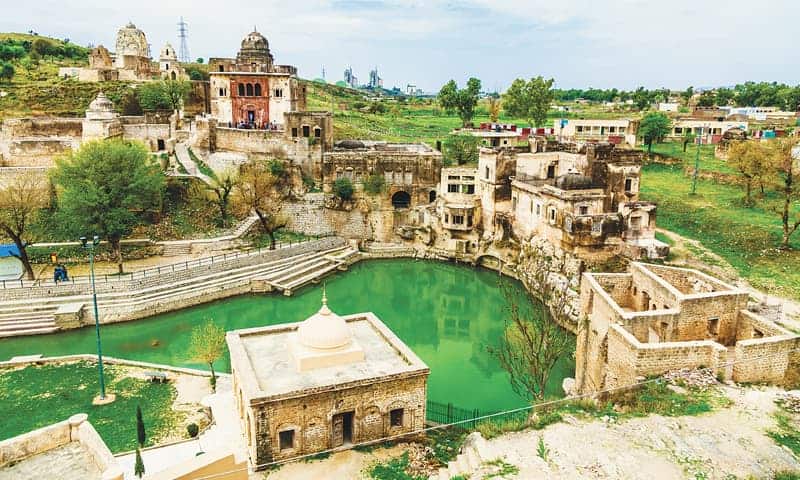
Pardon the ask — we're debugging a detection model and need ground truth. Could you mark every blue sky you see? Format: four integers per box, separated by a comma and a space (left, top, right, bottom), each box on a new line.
4, 0, 799, 92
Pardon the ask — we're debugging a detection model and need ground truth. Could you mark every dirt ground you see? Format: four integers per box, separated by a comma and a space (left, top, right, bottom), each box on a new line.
482, 385, 799, 479
261, 444, 408, 480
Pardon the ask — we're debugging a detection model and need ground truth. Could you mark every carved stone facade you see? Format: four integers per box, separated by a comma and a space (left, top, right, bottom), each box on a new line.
227, 296, 428, 467
576, 263, 800, 395
59, 22, 157, 82
209, 30, 305, 129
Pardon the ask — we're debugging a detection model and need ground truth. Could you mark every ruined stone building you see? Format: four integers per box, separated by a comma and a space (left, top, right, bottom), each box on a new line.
59, 23, 181, 82
208, 30, 307, 129
576, 263, 800, 395
226, 292, 428, 467
478, 139, 668, 261
0, 92, 177, 167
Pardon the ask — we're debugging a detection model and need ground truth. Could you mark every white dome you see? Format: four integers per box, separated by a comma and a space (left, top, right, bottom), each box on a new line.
296, 290, 352, 350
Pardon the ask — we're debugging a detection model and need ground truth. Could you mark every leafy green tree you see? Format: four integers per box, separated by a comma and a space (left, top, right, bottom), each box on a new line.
728, 140, 771, 206
0, 62, 14, 83
767, 138, 800, 249
137, 80, 190, 111
681, 86, 694, 105
188, 319, 226, 390
715, 87, 735, 107
363, 173, 386, 195
195, 57, 204, 64
333, 177, 354, 200
136, 405, 146, 447
238, 157, 287, 250
503, 76, 555, 127
696, 91, 715, 107
134, 448, 145, 478
438, 78, 482, 127
51, 140, 165, 273
443, 133, 480, 166
638, 112, 672, 154
632, 87, 652, 111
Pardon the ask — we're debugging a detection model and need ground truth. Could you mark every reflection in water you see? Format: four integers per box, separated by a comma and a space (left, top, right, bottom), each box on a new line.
0, 259, 574, 412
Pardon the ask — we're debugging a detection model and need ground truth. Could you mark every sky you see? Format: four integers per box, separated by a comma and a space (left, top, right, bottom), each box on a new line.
4, 0, 799, 92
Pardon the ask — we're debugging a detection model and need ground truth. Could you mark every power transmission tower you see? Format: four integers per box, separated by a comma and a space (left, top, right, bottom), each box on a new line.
177, 17, 190, 63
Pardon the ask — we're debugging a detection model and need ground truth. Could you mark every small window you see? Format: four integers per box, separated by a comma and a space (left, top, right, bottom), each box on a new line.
219, 88, 224, 97
579, 205, 589, 215
464, 184, 475, 194
246, 84, 254, 96
467, 215, 473, 227
314, 127, 321, 138
274, 88, 283, 98
279, 430, 294, 450
625, 178, 633, 192
291, 127, 298, 137
484, 166, 490, 180
302, 125, 310, 137
254, 84, 262, 96
453, 215, 464, 225
448, 175, 461, 180
708, 317, 720, 336
536, 204, 541, 216
550, 208, 556, 222
238, 84, 245, 96
547, 165, 556, 179
219, 65, 224, 72
390, 409, 404, 427
448, 184, 459, 193
444, 213, 449, 223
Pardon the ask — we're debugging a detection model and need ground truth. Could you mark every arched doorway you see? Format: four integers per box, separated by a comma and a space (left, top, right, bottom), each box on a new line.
391, 191, 411, 209
429, 190, 437, 203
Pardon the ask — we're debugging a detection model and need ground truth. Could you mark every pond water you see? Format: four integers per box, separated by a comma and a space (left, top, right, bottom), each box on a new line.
0, 259, 574, 413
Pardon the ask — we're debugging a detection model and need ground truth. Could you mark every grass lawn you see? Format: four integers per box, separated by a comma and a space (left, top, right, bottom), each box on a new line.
0, 361, 183, 453
642, 142, 736, 175
641, 163, 800, 299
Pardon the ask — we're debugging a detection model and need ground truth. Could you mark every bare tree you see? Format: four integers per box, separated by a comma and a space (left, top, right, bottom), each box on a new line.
238, 158, 288, 250
0, 172, 49, 279
769, 138, 800, 249
487, 243, 579, 402
206, 168, 239, 228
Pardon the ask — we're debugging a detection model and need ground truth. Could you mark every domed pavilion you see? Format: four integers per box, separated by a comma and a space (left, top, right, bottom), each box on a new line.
226, 289, 429, 467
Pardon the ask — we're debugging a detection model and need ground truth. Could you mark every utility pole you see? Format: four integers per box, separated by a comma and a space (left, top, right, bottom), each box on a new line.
81, 235, 107, 402
690, 124, 704, 195
177, 17, 190, 63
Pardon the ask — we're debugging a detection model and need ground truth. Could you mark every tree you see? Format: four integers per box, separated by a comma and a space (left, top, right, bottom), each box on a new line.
437, 77, 482, 127
189, 319, 226, 389
0, 62, 14, 83
206, 169, 239, 228
728, 140, 770, 206
134, 448, 145, 479
767, 138, 800, 249
681, 86, 694, 105
51, 140, 165, 273
0, 171, 48, 280
715, 87, 735, 107
503, 76, 555, 128
238, 157, 287, 250
137, 80, 190, 111
487, 244, 577, 402
632, 86, 652, 111
487, 95, 501, 123
682, 129, 696, 152
638, 112, 672, 154
195, 57, 204, 64
333, 178, 354, 200
442, 133, 480, 166
136, 405, 146, 447
696, 90, 715, 107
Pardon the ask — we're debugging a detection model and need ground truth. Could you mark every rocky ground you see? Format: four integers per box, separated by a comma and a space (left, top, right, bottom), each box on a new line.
482, 385, 799, 479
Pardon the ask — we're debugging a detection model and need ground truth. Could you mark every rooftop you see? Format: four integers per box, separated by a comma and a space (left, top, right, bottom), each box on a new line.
227, 312, 429, 402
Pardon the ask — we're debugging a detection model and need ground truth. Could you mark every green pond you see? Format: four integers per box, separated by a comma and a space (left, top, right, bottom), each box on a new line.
0, 259, 574, 413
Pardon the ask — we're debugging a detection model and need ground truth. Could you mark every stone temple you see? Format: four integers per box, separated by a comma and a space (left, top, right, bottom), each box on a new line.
226, 291, 429, 467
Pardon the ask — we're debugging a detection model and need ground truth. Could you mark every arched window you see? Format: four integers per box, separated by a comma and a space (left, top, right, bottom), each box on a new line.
170, 71, 176, 80
238, 84, 244, 96
246, 84, 254, 97
254, 83, 262, 96
391, 191, 411, 209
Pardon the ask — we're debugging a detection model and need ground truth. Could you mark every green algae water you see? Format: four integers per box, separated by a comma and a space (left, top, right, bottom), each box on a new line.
0, 260, 574, 412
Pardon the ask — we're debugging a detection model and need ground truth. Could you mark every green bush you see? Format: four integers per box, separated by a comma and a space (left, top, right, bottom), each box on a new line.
186, 423, 199, 438
363, 173, 386, 195
268, 159, 286, 178
442, 133, 480, 166
333, 178, 354, 200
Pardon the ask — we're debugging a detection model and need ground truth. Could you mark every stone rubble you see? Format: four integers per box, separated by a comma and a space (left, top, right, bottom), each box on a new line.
662, 368, 719, 390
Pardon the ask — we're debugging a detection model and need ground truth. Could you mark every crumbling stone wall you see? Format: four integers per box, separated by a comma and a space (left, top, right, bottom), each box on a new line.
282, 194, 395, 242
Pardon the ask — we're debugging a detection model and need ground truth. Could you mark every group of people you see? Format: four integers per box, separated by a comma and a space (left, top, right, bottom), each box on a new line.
53, 264, 69, 283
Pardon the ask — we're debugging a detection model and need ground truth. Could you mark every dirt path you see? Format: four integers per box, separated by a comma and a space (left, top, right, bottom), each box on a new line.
483, 386, 799, 479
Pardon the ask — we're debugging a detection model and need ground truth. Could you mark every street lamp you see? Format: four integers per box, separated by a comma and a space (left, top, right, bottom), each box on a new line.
81, 235, 107, 401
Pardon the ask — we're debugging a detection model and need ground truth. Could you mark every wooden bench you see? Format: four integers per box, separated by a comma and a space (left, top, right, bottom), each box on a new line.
144, 371, 169, 383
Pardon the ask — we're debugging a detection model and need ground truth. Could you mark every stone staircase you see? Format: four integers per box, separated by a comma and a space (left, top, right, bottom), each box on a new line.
0, 241, 356, 338
160, 242, 193, 257
430, 433, 495, 480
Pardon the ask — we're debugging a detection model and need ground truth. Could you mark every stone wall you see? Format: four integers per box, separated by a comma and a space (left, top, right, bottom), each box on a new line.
283, 194, 396, 242
0, 118, 83, 138
250, 374, 427, 465
734, 335, 800, 385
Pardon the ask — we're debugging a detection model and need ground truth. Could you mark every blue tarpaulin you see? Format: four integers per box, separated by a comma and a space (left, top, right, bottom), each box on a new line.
0, 244, 20, 258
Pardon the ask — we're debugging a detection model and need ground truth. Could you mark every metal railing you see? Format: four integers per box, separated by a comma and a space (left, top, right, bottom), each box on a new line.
1, 235, 335, 291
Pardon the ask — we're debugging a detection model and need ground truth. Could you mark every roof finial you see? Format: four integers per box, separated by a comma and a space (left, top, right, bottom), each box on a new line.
321, 283, 328, 306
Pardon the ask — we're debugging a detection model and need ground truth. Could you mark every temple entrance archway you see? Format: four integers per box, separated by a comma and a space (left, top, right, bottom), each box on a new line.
392, 191, 411, 209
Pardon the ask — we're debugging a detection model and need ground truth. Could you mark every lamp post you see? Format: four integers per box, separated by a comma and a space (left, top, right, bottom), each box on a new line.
81, 235, 106, 400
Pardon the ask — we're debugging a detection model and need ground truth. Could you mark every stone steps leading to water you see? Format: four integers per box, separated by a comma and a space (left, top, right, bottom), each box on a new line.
430, 432, 494, 480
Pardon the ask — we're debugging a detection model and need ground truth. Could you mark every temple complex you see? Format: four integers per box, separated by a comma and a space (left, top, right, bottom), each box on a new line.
226, 291, 429, 467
